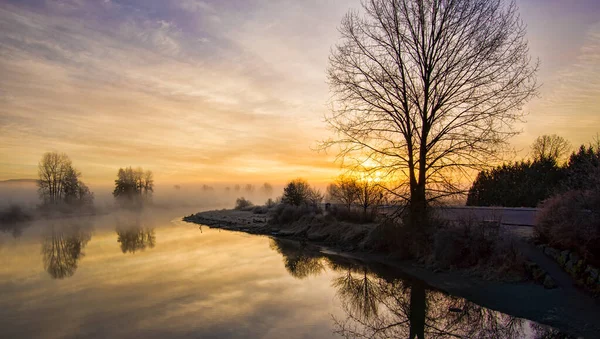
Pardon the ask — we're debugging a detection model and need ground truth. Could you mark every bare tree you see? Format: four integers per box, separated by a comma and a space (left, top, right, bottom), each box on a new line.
356, 179, 385, 217
37, 152, 93, 206
324, 0, 538, 228
530, 134, 571, 162
327, 176, 361, 210
38, 152, 72, 204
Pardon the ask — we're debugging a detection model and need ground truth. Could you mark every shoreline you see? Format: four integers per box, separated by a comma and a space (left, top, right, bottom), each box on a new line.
184, 208, 600, 338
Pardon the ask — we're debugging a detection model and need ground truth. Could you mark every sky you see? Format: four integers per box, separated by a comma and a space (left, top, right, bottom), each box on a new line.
0, 0, 599, 186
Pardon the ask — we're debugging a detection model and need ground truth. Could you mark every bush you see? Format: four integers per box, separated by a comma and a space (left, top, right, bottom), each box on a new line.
0, 205, 32, 225
432, 218, 525, 277
265, 198, 277, 208
535, 190, 600, 265
269, 204, 321, 225
329, 206, 376, 224
234, 197, 253, 210
281, 179, 323, 207
252, 206, 269, 214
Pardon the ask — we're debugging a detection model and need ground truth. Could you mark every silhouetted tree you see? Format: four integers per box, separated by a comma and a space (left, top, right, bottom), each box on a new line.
531, 134, 571, 163
37, 152, 94, 206
327, 176, 361, 210
356, 179, 385, 217
323, 0, 538, 229
281, 179, 323, 207
562, 144, 600, 191
113, 167, 154, 205
467, 158, 564, 207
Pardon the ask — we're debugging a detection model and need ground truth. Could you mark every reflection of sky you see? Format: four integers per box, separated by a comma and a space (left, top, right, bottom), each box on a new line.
0, 210, 573, 338
0, 212, 342, 339
0, 1, 599, 183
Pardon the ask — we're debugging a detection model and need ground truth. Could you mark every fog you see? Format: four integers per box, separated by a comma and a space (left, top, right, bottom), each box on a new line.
0, 180, 287, 212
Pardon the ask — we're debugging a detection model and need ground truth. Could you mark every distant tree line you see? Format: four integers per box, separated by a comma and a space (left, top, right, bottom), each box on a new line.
467, 135, 600, 207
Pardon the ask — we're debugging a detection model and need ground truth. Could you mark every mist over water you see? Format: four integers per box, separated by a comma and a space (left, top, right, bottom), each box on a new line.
0, 198, 572, 338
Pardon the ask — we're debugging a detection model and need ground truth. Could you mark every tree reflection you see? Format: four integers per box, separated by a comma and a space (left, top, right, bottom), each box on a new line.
41, 222, 92, 279
116, 217, 156, 254
269, 239, 325, 279
332, 271, 528, 339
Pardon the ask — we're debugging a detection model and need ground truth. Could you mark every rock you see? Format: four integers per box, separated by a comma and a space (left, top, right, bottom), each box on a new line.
569, 252, 581, 264
537, 244, 547, 251
558, 250, 570, 267
525, 261, 545, 282
565, 260, 576, 276
585, 266, 599, 281
544, 247, 559, 260
543, 275, 558, 289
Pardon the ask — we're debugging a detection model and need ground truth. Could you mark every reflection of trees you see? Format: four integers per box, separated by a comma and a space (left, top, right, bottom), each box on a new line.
41, 222, 92, 279
268, 238, 571, 338
332, 268, 379, 321
269, 239, 325, 279
332, 272, 528, 339
116, 216, 156, 254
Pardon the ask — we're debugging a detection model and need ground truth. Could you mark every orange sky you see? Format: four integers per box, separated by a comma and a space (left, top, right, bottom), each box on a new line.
0, 0, 599, 186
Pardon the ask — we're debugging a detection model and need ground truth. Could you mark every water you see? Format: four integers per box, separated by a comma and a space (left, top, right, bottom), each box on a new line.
0, 208, 571, 338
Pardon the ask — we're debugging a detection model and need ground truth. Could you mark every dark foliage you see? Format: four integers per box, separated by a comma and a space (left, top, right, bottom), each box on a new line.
270, 203, 321, 225
234, 197, 253, 210
281, 179, 322, 207
467, 158, 564, 207
535, 190, 600, 265
329, 206, 376, 224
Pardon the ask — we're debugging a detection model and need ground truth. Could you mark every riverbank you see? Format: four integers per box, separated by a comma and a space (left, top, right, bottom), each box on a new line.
184, 208, 600, 338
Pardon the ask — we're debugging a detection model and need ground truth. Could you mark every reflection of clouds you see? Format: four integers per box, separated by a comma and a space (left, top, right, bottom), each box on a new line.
0, 215, 576, 338
41, 221, 92, 279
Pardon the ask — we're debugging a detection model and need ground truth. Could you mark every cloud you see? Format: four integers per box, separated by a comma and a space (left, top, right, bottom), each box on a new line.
0, 1, 346, 184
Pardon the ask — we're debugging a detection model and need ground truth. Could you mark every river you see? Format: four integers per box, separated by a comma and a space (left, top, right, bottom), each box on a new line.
0, 208, 574, 338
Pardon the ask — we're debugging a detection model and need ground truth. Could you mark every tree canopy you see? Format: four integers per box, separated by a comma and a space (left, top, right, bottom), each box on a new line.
324, 0, 538, 227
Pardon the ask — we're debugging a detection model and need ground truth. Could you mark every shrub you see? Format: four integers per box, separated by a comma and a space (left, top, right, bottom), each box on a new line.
265, 198, 277, 208
432, 218, 525, 277
269, 204, 321, 225
252, 205, 269, 214
234, 197, 253, 210
535, 190, 600, 265
281, 179, 323, 207
329, 206, 376, 224
0, 205, 32, 225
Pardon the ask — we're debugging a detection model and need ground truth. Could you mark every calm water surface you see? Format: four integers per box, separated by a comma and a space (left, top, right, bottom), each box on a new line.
0, 208, 570, 338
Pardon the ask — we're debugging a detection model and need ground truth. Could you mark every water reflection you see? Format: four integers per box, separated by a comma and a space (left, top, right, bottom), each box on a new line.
41, 222, 93, 279
269, 238, 573, 339
269, 239, 325, 279
116, 215, 156, 254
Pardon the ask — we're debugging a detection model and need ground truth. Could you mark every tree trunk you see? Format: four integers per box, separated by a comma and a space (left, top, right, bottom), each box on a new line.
408, 282, 426, 339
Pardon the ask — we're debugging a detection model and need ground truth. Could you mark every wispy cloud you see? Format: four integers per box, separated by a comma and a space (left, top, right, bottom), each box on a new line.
0, 0, 598, 183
